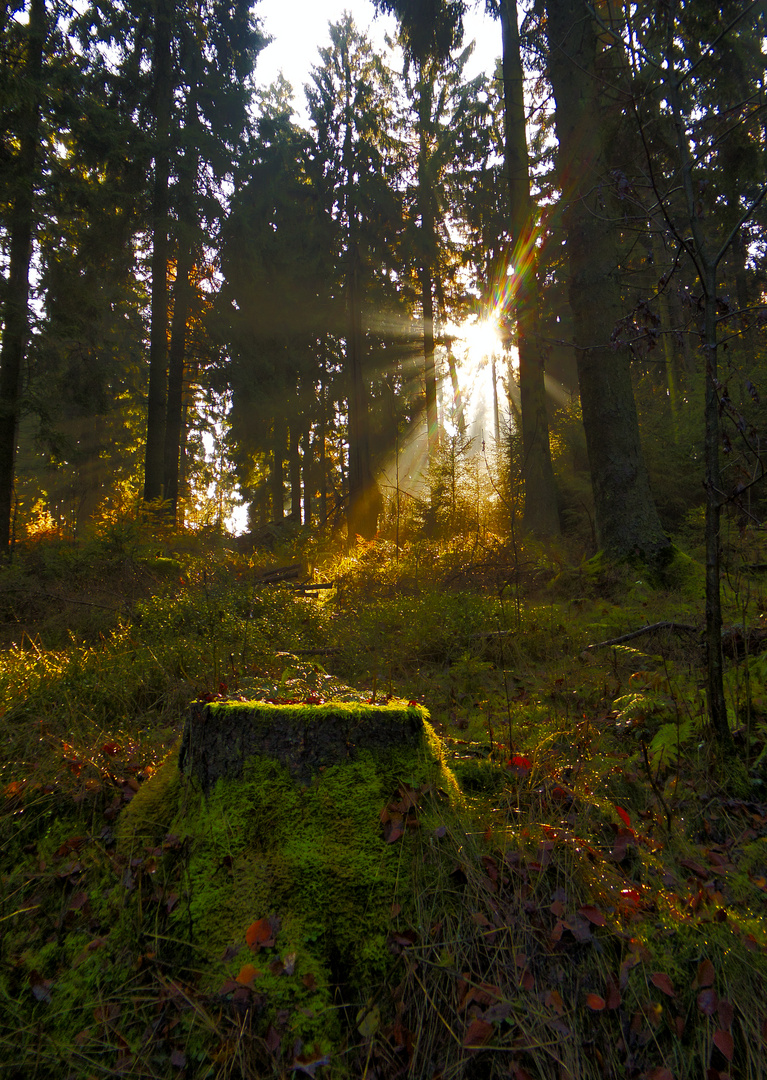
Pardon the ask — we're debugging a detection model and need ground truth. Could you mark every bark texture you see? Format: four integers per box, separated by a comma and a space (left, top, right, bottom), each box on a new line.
546, 0, 669, 560
180, 701, 425, 790
143, 0, 173, 503
0, 0, 46, 552
500, 0, 560, 538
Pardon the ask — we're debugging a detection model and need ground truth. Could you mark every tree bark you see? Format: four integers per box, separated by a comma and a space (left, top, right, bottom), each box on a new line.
143, 0, 173, 503
546, 0, 669, 560
500, 0, 560, 538
0, 0, 46, 554
417, 71, 439, 458
271, 410, 286, 521
346, 241, 381, 540
163, 28, 198, 522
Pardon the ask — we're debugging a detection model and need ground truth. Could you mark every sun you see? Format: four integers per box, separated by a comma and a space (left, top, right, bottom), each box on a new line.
448, 317, 504, 367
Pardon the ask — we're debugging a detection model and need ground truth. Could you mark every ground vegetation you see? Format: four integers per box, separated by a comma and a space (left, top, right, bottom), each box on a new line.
0, 510, 765, 1079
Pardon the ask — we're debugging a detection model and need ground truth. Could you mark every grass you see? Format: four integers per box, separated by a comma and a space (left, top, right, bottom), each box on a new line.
0, 524, 765, 1078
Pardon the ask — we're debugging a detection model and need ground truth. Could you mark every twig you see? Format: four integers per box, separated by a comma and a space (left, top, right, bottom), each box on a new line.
587, 622, 699, 650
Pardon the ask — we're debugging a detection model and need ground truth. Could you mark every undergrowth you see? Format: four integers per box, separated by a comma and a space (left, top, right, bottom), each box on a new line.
0, 524, 765, 1079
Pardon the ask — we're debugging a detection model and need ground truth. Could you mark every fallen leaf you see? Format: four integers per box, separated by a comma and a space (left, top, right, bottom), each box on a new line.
579, 904, 606, 927
246, 917, 276, 952
292, 1047, 331, 1076
651, 972, 676, 998
302, 972, 317, 991
236, 964, 260, 987
647, 1069, 674, 1080
586, 993, 605, 1011
357, 1004, 380, 1039
693, 958, 715, 989
697, 988, 718, 1015
605, 975, 621, 1010
713, 1029, 734, 1062
463, 1018, 494, 1047
718, 999, 734, 1031
616, 805, 633, 829
29, 971, 52, 1003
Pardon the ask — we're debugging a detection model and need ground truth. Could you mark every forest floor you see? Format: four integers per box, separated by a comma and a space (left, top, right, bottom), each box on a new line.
0, 519, 765, 1080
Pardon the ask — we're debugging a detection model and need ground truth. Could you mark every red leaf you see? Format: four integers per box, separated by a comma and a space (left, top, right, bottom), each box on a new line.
619, 888, 642, 910
586, 993, 606, 1011
651, 972, 676, 998
680, 858, 710, 879
579, 904, 606, 927
713, 1029, 734, 1062
605, 975, 621, 1010
463, 1018, 494, 1047
506, 754, 532, 776
718, 999, 734, 1031
616, 805, 633, 829
101, 742, 120, 756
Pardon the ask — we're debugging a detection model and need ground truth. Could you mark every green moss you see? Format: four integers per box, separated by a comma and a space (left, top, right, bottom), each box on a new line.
114, 709, 456, 1059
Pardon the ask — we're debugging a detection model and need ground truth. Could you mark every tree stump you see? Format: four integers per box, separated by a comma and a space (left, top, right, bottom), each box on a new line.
179, 699, 427, 790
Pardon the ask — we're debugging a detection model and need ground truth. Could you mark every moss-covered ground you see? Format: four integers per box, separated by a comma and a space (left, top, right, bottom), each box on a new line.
0, 524, 766, 1079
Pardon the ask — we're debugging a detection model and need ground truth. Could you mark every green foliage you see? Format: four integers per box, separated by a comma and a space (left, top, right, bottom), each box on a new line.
1, 532, 767, 1079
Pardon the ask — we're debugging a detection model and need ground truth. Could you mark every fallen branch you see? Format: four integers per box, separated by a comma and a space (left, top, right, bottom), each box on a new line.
587, 622, 699, 650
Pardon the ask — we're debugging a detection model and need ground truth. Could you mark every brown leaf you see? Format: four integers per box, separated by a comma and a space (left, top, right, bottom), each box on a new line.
586, 993, 606, 1011
605, 975, 621, 1010
579, 904, 606, 927
546, 988, 565, 1015
463, 1018, 494, 1048
647, 1069, 674, 1080
717, 999, 734, 1031
651, 972, 676, 998
302, 972, 317, 991
694, 958, 715, 989
246, 917, 276, 952
236, 964, 260, 987
680, 858, 710, 879
713, 1029, 734, 1062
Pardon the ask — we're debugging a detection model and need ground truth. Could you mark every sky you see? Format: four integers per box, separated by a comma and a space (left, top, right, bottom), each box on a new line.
252, 1, 502, 119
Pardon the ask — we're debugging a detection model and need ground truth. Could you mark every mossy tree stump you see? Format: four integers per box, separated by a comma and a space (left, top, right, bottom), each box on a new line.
179, 699, 426, 789
115, 696, 457, 1069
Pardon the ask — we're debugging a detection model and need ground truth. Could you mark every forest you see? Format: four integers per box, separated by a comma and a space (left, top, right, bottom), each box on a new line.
1, 0, 766, 1078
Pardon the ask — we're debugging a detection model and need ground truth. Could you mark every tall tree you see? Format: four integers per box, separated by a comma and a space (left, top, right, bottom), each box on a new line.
0, 0, 46, 552
544, 0, 670, 559
307, 16, 402, 540
496, 0, 559, 537
143, 0, 173, 503
622, 0, 766, 742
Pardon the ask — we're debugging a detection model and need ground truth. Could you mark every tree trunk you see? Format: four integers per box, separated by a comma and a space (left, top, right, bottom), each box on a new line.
546, 0, 669, 560
418, 72, 439, 458
0, 0, 46, 554
288, 422, 301, 523
163, 31, 198, 522
271, 411, 286, 521
346, 242, 381, 540
143, 0, 173, 503
302, 421, 313, 527
500, 0, 560, 538
665, 42, 731, 746
445, 340, 466, 437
